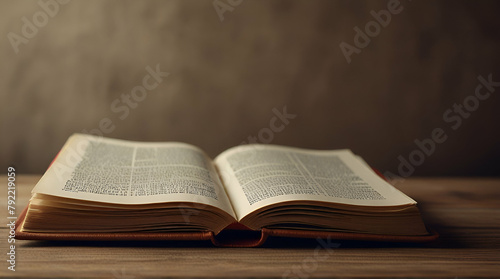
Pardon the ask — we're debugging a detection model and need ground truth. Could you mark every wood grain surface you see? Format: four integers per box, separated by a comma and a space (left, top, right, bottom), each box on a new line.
1, 175, 499, 278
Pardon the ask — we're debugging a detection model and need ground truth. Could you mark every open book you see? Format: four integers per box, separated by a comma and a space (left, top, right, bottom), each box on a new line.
16, 134, 436, 246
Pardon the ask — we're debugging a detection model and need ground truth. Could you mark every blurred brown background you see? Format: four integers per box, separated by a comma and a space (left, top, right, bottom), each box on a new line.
1, 0, 499, 176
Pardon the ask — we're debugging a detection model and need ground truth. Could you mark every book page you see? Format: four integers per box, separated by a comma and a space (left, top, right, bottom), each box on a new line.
214, 145, 415, 220
32, 134, 235, 218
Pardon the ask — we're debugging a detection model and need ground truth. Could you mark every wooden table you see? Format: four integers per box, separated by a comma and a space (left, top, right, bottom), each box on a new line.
1, 175, 499, 278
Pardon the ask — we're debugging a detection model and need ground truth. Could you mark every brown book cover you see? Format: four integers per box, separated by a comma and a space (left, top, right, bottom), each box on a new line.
15, 188, 438, 247
14, 206, 438, 247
